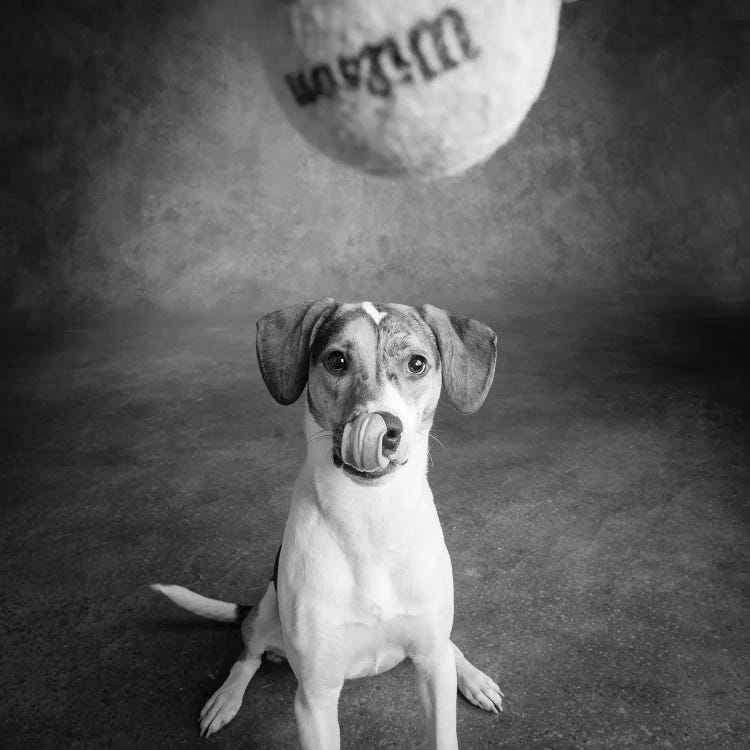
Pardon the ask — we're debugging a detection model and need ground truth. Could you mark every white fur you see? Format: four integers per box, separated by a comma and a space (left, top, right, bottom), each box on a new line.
150, 583, 237, 622
282, 405, 459, 748
366, 379, 416, 433
361, 300, 387, 324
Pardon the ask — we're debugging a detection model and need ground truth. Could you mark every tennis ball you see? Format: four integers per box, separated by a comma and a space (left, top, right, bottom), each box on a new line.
255, 0, 564, 178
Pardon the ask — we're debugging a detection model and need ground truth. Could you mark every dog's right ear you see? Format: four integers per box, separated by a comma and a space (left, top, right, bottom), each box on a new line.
256, 298, 337, 405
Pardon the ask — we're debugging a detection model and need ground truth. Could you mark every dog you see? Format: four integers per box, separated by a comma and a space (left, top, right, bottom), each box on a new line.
152, 299, 503, 749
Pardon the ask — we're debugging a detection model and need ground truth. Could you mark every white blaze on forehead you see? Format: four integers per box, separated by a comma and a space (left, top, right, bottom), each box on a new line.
361, 301, 387, 325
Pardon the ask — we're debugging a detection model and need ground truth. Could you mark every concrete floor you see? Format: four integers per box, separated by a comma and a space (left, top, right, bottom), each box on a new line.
2, 293, 748, 749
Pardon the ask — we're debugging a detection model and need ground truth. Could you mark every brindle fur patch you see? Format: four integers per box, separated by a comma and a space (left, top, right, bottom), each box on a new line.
306, 304, 443, 437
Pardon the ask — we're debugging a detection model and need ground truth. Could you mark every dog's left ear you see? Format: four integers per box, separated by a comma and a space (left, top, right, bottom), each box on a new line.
419, 304, 498, 414
256, 298, 337, 405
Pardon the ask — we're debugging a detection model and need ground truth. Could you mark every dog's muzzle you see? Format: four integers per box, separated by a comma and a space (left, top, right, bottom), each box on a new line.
338, 412, 403, 477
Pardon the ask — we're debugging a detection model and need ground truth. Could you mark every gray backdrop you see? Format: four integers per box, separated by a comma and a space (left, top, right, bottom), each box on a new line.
2, 0, 748, 324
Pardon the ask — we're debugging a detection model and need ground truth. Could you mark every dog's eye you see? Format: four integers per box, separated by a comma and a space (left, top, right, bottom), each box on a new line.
407, 355, 427, 375
326, 351, 347, 372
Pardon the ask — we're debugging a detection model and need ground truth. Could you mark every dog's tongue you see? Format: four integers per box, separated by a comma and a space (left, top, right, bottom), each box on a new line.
341, 414, 390, 473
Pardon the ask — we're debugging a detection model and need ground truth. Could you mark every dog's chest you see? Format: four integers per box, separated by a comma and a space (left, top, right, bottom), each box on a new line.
281, 473, 453, 676
322, 506, 450, 623
334, 557, 450, 678
347, 556, 423, 623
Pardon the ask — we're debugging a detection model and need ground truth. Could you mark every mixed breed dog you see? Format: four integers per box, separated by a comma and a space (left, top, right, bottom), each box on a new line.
153, 299, 501, 749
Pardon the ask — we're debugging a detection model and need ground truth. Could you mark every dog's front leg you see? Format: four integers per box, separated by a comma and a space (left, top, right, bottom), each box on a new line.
414, 643, 459, 750
294, 682, 343, 750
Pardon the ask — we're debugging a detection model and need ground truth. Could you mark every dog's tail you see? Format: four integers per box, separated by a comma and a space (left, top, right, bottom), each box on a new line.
150, 583, 253, 623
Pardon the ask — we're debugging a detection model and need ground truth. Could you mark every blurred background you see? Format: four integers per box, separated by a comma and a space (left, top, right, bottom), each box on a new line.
2, 1, 749, 749
1, 0, 748, 324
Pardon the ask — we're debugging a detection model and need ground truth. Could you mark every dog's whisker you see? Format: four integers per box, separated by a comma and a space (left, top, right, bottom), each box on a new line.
427, 449, 434, 469
306, 434, 332, 445
305, 431, 333, 447
306, 429, 331, 440
429, 433, 447, 450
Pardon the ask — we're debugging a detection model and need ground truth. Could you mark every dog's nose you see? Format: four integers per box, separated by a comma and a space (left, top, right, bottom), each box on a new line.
376, 412, 403, 455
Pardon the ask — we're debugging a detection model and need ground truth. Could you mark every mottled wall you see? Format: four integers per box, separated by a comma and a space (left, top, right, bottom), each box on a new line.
1, 0, 748, 324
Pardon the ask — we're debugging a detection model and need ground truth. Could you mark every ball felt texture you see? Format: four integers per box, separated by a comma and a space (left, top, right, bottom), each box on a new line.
255, 0, 563, 178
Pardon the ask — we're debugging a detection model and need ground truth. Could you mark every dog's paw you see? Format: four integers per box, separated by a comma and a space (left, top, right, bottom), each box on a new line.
457, 663, 504, 714
199, 686, 244, 737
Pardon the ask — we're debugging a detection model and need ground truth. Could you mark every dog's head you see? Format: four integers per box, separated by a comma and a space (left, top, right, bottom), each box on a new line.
256, 299, 497, 483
